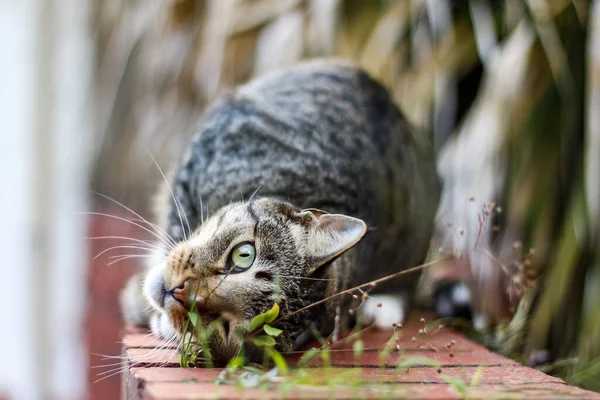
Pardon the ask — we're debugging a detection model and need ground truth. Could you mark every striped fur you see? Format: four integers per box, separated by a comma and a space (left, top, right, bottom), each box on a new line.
121, 59, 440, 364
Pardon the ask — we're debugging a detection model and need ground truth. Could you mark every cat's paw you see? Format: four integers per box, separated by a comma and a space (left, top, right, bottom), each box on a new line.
120, 272, 152, 327
358, 294, 407, 329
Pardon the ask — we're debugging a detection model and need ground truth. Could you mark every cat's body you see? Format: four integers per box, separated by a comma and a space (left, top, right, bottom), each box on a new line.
121, 59, 440, 364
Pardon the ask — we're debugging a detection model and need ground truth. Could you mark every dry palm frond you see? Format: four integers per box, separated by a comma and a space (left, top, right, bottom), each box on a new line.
435, 21, 538, 324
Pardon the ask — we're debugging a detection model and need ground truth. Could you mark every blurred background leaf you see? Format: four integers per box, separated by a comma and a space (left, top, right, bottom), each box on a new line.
91, 0, 600, 391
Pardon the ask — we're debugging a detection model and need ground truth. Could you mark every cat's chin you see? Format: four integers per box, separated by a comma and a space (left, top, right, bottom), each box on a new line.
157, 310, 245, 361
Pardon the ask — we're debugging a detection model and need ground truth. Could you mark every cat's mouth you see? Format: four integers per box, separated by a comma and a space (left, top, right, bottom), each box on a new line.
160, 279, 241, 345
195, 312, 236, 340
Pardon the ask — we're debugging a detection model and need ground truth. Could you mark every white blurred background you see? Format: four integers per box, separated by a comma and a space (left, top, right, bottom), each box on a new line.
0, 1, 92, 399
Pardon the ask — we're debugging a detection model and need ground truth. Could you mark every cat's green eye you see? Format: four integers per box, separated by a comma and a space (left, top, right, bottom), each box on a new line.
231, 243, 256, 270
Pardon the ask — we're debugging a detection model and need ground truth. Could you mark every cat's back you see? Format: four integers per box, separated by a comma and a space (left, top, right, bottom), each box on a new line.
181, 60, 418, 209
168, 59, 438, 248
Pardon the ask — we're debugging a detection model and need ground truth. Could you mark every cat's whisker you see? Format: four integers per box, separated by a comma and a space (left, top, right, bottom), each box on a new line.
140, 334, 179, 370
106, 254, 185, 266
146, 149, 191, 241
129, 218, 177, 249
248, 184, 263, 203
143, 303, 156, 313
204, 265, 233, 302
200, 194, 204, 225
107, 254, 154, 266
158, 336, 180, 368
94, 364, 141, 383
99, 333, 161, 362
107, 253, 153, 259
80, 211, 174, 250
93, 355, 136, 369
93, 245, 154, 261
274, 275, 334, 282
127, 252, 187, 268
94, 334, 179, 381
93, 352, 131, 362
113, 331, 157, 351
94, 338, 172, 367
101, 349, 133, 360
93, 367, 129, 382
92, 356, 130, 366
91, 191, 178, 249
86, 236, 158, 248
95, 239, 187, 267
95, 365, 136, 382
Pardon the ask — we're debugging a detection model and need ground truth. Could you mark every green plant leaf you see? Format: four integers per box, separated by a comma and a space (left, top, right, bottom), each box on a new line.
251, 335, 276, 347
397, 356, 440, 368
353, 339, 364, 357
320, 349, 331, 366
188, 312, 198, 327
264, 303, 280, 324
469, 365, 483, 387
268, 349, 289, 375
443, 375, 469, 398
298, 348, 320, 367
248, 314, 265, 332
263, 324, 282, 337
226, 355, 246, 371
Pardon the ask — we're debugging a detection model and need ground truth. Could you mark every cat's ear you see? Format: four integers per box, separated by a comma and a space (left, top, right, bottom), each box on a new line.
302, 208, 328, 218
304, 213, 367, 271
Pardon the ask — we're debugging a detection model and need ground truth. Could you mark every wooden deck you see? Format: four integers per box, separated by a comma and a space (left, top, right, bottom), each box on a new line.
120, 316, 600, 399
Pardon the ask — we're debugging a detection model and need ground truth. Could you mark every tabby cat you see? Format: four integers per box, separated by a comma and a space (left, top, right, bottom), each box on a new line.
120, 59, 440, 365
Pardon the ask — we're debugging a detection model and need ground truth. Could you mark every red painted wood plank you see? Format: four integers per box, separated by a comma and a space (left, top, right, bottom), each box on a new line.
300, 329, 486, 352
285, 348, 516, 367
142, 381, 457, 400
125, 345, 514, 369
121, 317, 600, 399
143, 381, 600, 400
126, 348, 180, 367
123, 322, 476, 350
132, 365, 564, 386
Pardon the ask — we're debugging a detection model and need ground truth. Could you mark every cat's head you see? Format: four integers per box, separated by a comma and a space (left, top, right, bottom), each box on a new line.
143, 197, 366, 364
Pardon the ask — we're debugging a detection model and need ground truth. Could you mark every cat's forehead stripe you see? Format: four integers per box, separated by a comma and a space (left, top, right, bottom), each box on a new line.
190, 212, 221, 246
200, 227, 247, 262
215, 212, 227, 231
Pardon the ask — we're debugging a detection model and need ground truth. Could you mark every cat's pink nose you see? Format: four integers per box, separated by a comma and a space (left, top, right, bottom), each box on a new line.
170, 281, 205, 310
171, 283, 188, 307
